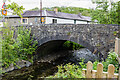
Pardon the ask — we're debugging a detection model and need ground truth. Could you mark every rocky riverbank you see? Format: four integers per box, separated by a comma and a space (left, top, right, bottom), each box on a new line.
2, 60, 32, 73
1, 48, 99, 79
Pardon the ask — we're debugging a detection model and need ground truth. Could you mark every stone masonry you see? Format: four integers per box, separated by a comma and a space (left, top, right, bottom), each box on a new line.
22, 24, 119, 60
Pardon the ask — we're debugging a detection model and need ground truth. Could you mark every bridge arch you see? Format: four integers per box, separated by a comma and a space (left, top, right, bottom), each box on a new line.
35, 35, 103, 61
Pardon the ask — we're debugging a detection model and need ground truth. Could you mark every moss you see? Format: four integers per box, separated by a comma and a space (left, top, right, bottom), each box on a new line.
96, 43, 101, 47
67, 32, 71, 35
63, 41, 84, 50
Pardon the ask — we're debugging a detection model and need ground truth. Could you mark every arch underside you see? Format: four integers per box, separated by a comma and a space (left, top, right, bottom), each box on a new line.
35, 35, 104, 61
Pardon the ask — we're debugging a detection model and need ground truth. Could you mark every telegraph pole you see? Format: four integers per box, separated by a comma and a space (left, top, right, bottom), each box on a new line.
40, 0, 42, 24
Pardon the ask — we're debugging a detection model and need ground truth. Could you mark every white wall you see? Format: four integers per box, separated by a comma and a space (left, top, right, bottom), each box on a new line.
46, 17, 89, 24
76, 20, 88, 24
46, 17, 74, 24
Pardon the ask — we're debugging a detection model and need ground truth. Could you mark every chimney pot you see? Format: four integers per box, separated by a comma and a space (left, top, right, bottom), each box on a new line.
54, 8, 58, 14
78, 13, 82, 17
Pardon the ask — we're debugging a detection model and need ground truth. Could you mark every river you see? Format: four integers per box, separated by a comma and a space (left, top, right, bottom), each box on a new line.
2, 48, 98, 80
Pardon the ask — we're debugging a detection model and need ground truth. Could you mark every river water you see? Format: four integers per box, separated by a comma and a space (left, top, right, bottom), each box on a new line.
2, 48, 98, 80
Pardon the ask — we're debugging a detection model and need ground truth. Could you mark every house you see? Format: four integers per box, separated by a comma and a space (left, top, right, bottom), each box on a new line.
5, 9, 92, 26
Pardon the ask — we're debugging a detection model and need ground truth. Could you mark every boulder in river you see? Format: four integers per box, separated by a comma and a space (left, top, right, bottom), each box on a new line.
68, 48, 99, 64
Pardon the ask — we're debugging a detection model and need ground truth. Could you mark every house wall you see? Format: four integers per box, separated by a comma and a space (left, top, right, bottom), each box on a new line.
76, 20, 87, 24
28, 17, 40, 25
5, 18, 21, 26
5, 17, 90, 26
46, 17, 89, 24
5, 17, 41, 26
46, 17, 74, 24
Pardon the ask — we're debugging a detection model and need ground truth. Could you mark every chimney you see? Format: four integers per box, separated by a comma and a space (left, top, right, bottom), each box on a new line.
54, 8, 58, 14
78, 13, 82, 18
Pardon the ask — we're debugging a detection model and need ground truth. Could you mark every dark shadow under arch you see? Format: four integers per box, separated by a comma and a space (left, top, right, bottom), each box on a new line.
35, 35, 103, 61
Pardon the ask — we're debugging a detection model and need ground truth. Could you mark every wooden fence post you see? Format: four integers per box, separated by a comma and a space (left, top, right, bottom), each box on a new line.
86, 61, 93, 78
107, 64, 115, 78
82, 62, 119, 79
115, 38, 120, 80
96, 63, 103, 78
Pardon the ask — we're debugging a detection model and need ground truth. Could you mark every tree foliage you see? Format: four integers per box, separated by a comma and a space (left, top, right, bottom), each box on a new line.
93, 52, 119, 73
43, 6, 93, 17
30, 7, 39, 11
1, 25, 38, 68
1, 0, 25, 17
7, 2, 25, 17
91, 0, 120, 24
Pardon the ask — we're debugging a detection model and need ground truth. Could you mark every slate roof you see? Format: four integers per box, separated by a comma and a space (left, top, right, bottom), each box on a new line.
6, 10, 91, 22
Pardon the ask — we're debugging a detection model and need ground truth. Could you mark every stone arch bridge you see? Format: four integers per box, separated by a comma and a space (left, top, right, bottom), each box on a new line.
25, 24, 119, 60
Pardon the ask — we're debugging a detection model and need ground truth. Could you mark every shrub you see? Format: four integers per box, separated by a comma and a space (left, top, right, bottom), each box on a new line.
1, 25, 38, 68
102, 52, 119, 73
93, 52, 119, 73
48, 63, 84, 78
15, 26, 38, 61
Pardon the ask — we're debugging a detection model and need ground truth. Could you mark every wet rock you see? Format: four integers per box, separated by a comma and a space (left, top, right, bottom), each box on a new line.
25, 61, 32, 67
15, 60, 26, 69
15, 60, 32, 69
2, 60, 32, 73
70, 48, 99, 64
3, 63, 14, 73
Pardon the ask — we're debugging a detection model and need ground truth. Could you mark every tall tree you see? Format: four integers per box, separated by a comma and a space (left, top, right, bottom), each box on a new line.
91, 0, 120, 24
43, 6, 93, 17
1, 0, 25, 17
30, 7, 39, 11
7, 2, 25, 17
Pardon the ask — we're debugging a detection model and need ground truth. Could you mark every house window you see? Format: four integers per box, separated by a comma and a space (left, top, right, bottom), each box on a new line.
74, 20, 76, 24
52, 19, 57, 24
21, 18, 28, 24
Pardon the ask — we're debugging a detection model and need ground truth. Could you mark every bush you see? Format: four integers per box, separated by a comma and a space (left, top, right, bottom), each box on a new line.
1, 25, 38, 68
103, 52, 119, 73
15, 26, 38, 61
93, 52, 119, 73
48, 63, 84, 78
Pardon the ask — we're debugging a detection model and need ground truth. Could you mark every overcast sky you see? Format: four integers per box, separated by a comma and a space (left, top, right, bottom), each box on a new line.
0, 0, 98, 10
0, 0, 119, 10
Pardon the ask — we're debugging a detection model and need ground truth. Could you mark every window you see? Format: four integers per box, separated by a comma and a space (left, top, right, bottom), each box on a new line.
21, 18, 28, 24
74, 20, 76, 24
52, 19, 57, 24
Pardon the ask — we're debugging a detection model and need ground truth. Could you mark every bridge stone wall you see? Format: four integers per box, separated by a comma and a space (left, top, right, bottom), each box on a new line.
26, 24, 119, 60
